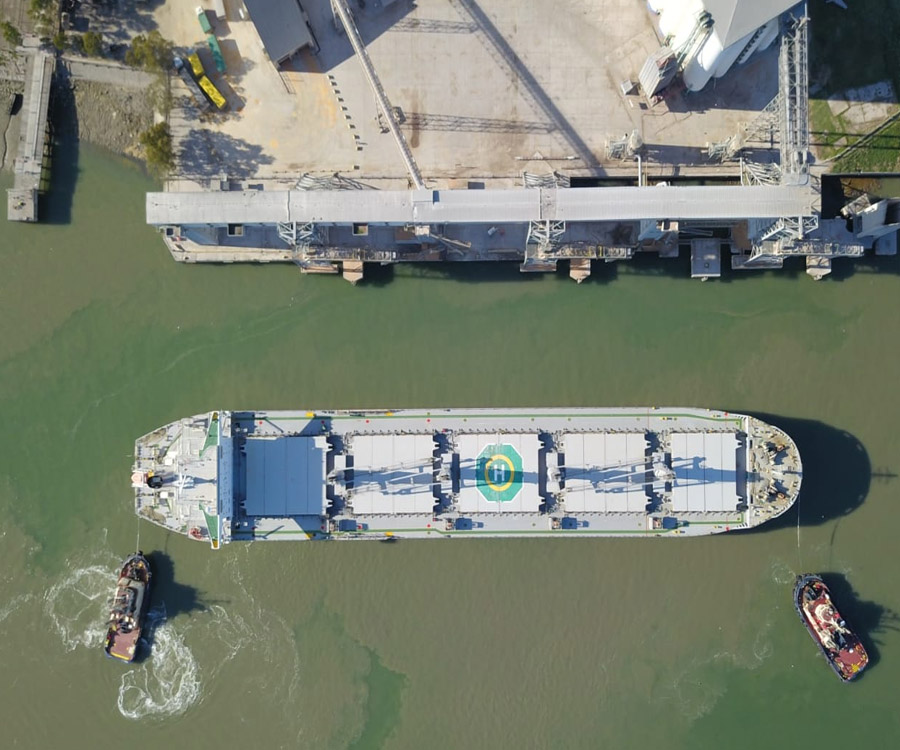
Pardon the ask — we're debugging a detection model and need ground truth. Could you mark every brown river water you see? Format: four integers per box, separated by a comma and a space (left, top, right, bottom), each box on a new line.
0, 144, 898, 748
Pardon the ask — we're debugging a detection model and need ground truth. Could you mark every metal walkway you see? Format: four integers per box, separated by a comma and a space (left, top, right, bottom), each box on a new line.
7, 52, 54, 223
147, 184, 816, 226
778, 12, 810, 177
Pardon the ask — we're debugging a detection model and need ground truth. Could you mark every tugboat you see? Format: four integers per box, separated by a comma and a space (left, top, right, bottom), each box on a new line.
794, 574, 868, 682
104, 552, 151, 663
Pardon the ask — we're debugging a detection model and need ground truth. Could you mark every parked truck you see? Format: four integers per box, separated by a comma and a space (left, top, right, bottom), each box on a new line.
180, 52, 228, 111
174, 56, 212, 113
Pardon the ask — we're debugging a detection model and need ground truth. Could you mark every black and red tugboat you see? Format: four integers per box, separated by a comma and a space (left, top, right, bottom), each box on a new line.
104, 552, 151, 663
794, 574, 868, 682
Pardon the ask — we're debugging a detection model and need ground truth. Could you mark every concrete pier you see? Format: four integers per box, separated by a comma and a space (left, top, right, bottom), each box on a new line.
7, 52, 53, 223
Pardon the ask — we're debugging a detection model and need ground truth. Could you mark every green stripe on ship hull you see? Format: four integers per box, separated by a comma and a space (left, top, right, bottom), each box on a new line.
265, 411, 743, 425
246, 528, 739, 538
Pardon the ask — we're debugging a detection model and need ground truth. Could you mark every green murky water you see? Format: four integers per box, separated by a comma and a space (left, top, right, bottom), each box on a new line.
1, 145, 899, 748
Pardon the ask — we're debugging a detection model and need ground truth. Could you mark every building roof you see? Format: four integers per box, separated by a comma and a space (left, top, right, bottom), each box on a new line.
244, 436, 327, 517
703, 0, 799, 47
147, 184, 816, 226
243, 0, 315, 64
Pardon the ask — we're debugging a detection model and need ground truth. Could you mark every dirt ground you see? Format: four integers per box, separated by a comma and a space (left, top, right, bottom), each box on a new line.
0, 69, 155, 170
68, 79, 155, 156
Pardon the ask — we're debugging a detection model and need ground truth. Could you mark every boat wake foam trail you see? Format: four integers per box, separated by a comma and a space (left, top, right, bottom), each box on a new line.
0, 593, 34, 626
116, 601, 258, 720
117, 604, 201, 720
39, 552, 262, 719
44, 565, 113, 651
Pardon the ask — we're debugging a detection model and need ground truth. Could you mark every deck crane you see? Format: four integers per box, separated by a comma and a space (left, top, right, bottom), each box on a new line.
329, 454, 444, 495
550, 453, 679, 493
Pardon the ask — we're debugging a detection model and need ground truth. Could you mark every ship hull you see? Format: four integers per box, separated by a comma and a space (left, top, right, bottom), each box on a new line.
133, 407, 802, 547
794, 574, 868, 682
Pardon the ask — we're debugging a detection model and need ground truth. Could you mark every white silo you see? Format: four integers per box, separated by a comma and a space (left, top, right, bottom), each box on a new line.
677, 10, 716, 91
648, 0, 795, 92
755, 18, 781, 52
711, 28, 755, 78
656, 0, 705, 47
683, 35, 719, 91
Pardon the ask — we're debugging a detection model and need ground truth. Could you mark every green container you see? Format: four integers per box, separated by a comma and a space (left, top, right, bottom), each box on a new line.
206, 34, 226, 73
197, 7, 213, 34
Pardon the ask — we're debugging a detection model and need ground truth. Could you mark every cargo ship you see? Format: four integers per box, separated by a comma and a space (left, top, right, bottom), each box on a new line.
104, 552, 151, 662
794, 574, 869, 682
132, 408, 802, 547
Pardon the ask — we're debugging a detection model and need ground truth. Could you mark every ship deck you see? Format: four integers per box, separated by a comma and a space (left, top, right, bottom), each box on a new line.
797, 577, 868, 680
106, 629, 141, 662
134, 420, 219, 535
134, 407, 802, 545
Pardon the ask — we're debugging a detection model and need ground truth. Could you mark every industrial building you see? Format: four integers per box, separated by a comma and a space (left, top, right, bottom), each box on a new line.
645, 0, 797, 93
148, 1, 899, 283
242, 0, 317, 66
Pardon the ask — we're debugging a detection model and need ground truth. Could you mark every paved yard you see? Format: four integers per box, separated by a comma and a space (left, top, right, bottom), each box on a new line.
153, 0, 779, 187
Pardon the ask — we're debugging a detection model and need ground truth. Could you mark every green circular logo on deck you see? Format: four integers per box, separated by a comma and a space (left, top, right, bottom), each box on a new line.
477, 443, 523, 503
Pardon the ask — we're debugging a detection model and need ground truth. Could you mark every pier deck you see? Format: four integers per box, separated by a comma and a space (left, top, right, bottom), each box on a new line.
7, 52, 53, 223
147, 183, 816, 226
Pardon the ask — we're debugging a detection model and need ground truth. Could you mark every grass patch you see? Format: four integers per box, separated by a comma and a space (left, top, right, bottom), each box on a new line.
808, 1, 900, 169
809, 99, 849, 160
832, 117, 900, 173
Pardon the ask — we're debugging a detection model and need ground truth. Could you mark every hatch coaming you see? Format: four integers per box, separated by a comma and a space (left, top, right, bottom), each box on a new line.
326, 421, 753, 534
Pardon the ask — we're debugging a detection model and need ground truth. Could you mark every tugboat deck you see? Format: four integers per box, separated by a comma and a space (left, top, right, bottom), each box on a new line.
795, 574, 868, 682
104, 553, 151, 663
